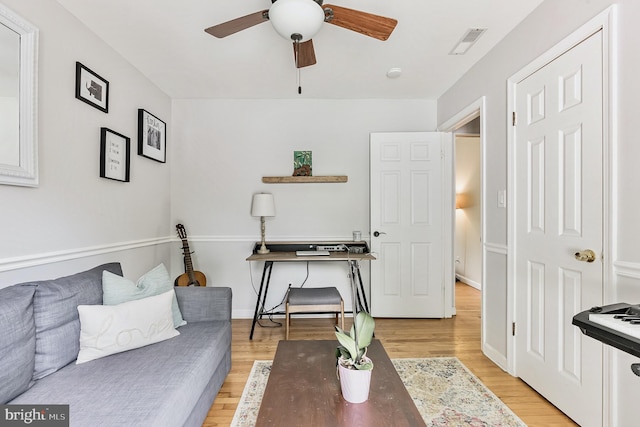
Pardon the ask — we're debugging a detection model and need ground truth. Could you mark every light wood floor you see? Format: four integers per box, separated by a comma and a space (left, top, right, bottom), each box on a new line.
203, 283, 577, 426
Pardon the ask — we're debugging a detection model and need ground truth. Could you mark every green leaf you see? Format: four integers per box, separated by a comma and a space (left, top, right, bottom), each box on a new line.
335, 331, 358, 360
355, 359, 374, 370
354, 311, 375, 350
336, 346, 350, 360
334, 325, 348, 335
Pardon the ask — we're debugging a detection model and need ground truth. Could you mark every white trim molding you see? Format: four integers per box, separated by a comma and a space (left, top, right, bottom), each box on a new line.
439, 97, 488, 356
0, 237, 173, 272
185, 235, 360, 243
485, 242, 507, 255
613, 261, 640, 280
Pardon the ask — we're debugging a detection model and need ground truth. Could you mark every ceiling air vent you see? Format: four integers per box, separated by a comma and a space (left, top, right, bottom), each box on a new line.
449, 28, 487, 55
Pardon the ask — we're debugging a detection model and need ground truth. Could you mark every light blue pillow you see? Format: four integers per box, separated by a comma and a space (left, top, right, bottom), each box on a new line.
102, 264, 186, 328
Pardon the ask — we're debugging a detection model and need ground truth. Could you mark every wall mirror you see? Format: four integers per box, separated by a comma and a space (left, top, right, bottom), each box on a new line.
0, 4, 38, 187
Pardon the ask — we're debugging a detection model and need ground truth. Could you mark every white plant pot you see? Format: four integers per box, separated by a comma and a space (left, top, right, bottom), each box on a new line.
337, 361, 372, 404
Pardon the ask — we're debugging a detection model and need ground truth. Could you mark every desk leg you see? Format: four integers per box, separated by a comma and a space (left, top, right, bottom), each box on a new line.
250, 261, 274, 340
354, 260, 371, 313
349, 260, 370, 314
349, 261, 364, 312
351, 260, 374, 337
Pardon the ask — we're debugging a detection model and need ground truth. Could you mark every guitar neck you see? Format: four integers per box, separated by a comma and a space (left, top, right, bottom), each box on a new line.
180, 239, 196, 279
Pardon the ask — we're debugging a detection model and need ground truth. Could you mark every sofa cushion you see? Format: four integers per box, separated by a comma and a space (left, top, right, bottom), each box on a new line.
102, 263, 186, 327
9, 320, 232, 427
0, 285, 37, 403
175, 286, 232, 323
77, 290, 179, 364
28, 263, 123, 380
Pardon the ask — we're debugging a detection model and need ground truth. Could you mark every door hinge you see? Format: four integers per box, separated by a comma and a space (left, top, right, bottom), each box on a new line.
512, 322, 516, 336
512, 112, 517, 126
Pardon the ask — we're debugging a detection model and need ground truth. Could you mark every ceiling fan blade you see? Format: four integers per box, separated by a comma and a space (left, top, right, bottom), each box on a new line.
323, 5, 397, 41
204, 10, 269, 38
293, 40, 317, 68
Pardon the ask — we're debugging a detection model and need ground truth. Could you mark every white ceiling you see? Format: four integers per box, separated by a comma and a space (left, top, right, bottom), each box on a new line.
55, 0, 544, 99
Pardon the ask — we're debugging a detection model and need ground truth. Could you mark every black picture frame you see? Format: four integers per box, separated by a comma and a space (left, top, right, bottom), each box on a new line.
138, 109, 166, 163
100, 128, 130, 182
75, 62, 109, 113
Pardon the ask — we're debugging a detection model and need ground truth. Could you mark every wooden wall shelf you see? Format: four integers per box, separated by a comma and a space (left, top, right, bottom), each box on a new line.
262, 176, 348, 184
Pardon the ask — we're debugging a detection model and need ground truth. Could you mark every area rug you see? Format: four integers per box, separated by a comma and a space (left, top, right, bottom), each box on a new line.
231, 357, 526, 427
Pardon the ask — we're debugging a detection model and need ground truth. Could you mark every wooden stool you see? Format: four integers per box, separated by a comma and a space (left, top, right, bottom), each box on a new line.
285, 287, 344, 340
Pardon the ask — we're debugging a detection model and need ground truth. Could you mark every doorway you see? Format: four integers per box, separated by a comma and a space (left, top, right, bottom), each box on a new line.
454, 120, 482, 291
439, 98, 492, 364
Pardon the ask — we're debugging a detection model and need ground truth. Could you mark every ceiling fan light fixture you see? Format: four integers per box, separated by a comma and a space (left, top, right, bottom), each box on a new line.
269, 0, 325, 42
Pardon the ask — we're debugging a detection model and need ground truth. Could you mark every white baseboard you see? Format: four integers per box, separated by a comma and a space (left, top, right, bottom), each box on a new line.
483, 342, 509, 373
233, 309, 258, 319
456, 274, 481, 290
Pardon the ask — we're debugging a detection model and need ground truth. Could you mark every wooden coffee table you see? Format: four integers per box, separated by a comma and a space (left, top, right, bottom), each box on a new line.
255, 339, 425, 426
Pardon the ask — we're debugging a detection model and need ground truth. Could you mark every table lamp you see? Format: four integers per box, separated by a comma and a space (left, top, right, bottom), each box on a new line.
251, 193, 276, 254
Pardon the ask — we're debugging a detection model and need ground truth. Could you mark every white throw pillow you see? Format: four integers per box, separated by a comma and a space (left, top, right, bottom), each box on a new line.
77, 290, 179, 364
102, 264, 186, 327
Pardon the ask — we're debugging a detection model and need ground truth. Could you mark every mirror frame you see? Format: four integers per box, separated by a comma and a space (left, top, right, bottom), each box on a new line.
0, 3, 38, 187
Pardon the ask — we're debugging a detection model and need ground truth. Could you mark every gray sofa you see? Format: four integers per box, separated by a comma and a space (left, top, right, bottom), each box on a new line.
0, 263, 232, 427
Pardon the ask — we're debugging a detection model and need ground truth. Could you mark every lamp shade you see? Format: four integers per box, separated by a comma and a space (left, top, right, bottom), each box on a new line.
251, 193, 276, 217
455, 193, 468, 210
269, 0, 325, 42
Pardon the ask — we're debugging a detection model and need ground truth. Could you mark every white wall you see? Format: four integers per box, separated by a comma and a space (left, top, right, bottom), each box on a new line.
170, 99, 437, 317
439, 0, 640, 425
0, 0, 438, 321
0, 0, 172, 286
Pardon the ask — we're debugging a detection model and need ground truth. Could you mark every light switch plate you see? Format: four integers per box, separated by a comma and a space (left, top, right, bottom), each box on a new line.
498, 190, 507, 208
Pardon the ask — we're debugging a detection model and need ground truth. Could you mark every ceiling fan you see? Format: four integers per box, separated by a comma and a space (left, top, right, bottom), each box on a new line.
205, 0, 398, 69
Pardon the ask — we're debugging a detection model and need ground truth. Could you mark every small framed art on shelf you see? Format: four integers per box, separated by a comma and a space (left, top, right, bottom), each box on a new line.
138, 109, 166, 163
75, 62, 109, 113
100, 128, 130, 182
293, 150, 312, 176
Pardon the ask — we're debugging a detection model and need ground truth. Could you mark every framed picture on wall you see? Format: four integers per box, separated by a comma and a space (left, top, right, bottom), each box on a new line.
137, 109, 166, 163
100, 128, 130, 182
75, 62, 109, 113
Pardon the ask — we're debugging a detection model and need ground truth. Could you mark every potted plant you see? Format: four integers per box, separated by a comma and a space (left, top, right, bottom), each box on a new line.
335, 310, 375, 403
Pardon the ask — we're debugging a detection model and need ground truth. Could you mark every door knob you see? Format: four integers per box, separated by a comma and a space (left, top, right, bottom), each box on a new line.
373, 231, 386, 237
574, 249, 596, 263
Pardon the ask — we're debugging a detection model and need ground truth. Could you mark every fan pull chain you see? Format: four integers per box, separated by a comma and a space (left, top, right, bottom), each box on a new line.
292, 33, 302, 95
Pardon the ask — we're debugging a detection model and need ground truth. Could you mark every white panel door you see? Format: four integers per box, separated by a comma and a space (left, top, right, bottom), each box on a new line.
514, 31, 603, 426
370, 132, 449, 318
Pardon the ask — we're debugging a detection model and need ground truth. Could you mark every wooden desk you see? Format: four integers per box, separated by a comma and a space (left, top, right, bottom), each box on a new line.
246, 242, 375, 340
255, 339, 425, 426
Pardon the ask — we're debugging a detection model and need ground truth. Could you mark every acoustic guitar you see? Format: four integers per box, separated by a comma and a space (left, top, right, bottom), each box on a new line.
174, 224, 207, 287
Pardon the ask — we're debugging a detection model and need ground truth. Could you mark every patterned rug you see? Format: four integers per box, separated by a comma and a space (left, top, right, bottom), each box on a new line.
231, 357, 527, 427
